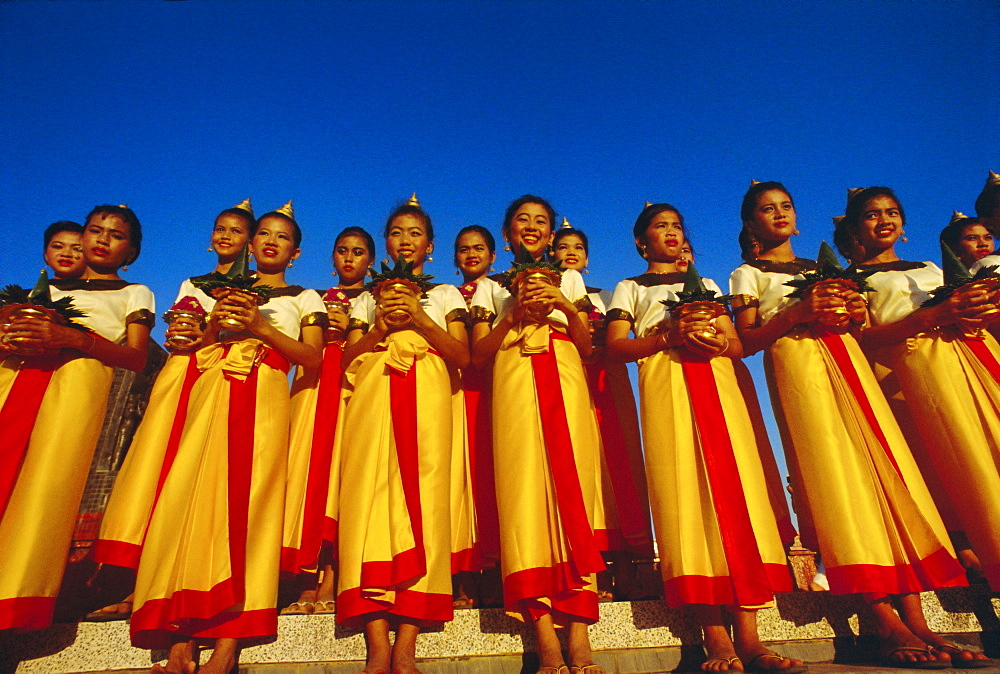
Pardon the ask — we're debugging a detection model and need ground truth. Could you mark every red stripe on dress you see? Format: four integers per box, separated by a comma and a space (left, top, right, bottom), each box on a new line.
585, 360, 650, 552
294, 342, 345, 571
529, 335, 606, 576
0, 595, 56, 630
815, 330, 904, 481
226, 360, 258, 598
131, 600, 276, 649
504, 564, 600, 624
390, 360, 426, 577
662, 564, 792, 608
951, 328, 1000, 382
826, 545, 966, 596
0, 353, 63, 519
679, 353, 775, 607
336, 587, 453, 627
464, 366, 500, 565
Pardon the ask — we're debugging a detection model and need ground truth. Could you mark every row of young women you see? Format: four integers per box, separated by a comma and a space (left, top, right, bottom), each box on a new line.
2, 180, 999, 674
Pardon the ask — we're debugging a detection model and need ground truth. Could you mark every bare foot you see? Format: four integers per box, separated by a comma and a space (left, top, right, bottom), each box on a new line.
389, 650, 423, 674
739, 651, 805, 672
702, 628, 742, 672
199, 639, 237, 674
878, 631, 945, 666
151, 640, 196, 674
360, 641, 391, 674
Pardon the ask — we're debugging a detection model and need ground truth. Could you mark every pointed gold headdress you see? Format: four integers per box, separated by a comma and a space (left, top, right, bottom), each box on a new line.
832, 215, 845, 226
276, 200, 294, 219
644, 201, 652, 208
950, 210, 970, 226
407, 193, 420, 207
118, 203, 129, 209
987, 170, 1000, 188
233, 198, 254, 217
749, 179, 760, 187
847, 188, 865, 204
560, 217, 572, 229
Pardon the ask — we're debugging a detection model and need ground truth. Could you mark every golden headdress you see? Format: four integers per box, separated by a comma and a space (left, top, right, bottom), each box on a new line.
986, 170, 1000, 188
644, 201, 652, 208
950, 210, 970, 226
407, 193, 420, 207
233, 198, 254, 217
276, 200, 294, 219
749, 179, 761, 187
560, 217, 572, 229
846, 187, 865, 204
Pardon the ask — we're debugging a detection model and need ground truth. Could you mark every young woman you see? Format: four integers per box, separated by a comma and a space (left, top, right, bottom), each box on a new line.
337, 199, 468, 674
604, 204, 801, 673
94, 200, 255, 582
0, 204, 152, 630
43, 221, 86, 280
452, 224, 501, 608
550, 222, 653, 601
471, 195, 606, 674
836, 189, 998, 662
942, 213, 997, 271
280, 225, 375, 614
730, 181, 967, 668
129, 203, 324, 674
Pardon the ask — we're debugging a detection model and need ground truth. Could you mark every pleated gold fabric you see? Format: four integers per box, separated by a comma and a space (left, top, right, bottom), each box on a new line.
492, 325, 605, 625
767, 327, 965, 594
0, 355, 113, 629
336, 329, 454, 625
130, 340, 290, 648
95, 354, 198, 569
450, 372, 479, 573
638, 349, 792, 607
872, 331, 1000, 590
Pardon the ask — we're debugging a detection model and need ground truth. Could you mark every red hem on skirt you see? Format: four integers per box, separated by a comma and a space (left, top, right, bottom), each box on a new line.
662, 563, 792, 608
130, 577, 240, 632
451, 546, 479, 574
826, 546, 967, 595
92, 538, 142, 569
0, 596, 55, 630
358, 546, 425, 590
321, 516, 338, 550
130, 607, 277, 649
502, 562, 601, 617
336, 587, 453, 626
516, 588, 600, 625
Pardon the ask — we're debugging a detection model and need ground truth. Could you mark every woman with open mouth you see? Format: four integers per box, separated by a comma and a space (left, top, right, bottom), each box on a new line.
0, 204, 153, 631
471, 195, 607, 674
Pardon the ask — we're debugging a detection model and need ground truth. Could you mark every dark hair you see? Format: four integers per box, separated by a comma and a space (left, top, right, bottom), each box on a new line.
85, 204, 142, 264
257, 211, 302, 247
738, 228, 758, 263
740, 181, 794, 223
215, 207, 256, 233
333, 226, 376, 260
453, 225, 496, 255
940, 216, 983, 257
384, 202, 434, 241
632, 203, 686, 259
502, 195, 557, 239
43, 221, 83, 249
552, 226, 589, 256
976, 184, 1000, 220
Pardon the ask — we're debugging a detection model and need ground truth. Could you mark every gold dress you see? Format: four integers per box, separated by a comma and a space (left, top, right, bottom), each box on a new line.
0, 280, 154, 629
96, 278, 214, 569
335, 285, 467, 626
471, 271, 606, 625
863, 261, 1000, 590
729, 261, 964, 595
281, 287, 363, 574
609, 273, 792, 607
129, 287, 325, 648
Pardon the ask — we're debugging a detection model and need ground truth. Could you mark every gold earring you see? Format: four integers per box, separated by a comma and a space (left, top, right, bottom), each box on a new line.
122, 265, 128, 272
287, 261, 293, 268
901, 230, 908, 243
504, 243, 510, 252
208, 245, 215, 252
427, 255, 433, 263
382, 258, 390, 264
584, 268, 589, 274
489, 266, 495, 273
455, 269, 460, 276
793, 229, 801, 236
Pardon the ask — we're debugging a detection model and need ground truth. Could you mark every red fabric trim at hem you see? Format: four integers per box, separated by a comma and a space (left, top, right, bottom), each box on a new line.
93, 538, 142, 569
131, 577, 239, 631
662, 563, 792, 608
451, 546, 479, 574
825, 546, 966, 595
130, 607, 276, 649
335, 587, 453, 626
516, 588, 600, 625
359, 546, 425, 590
0, 596, 56, 630
503, 562, 596, 611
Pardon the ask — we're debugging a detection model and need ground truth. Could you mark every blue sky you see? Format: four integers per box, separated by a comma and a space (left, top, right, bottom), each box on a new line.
2, 0, 998, 500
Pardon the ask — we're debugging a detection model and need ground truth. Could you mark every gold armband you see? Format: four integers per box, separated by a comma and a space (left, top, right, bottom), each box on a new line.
573, 295, 594, 313
301, 312, 329, 329
445, 308, 469, 324
347, 318, 369, 333
605, 308, 633, 324
730, 294, 759, 314
470, 306, 496, 324
125, 308, 155, 328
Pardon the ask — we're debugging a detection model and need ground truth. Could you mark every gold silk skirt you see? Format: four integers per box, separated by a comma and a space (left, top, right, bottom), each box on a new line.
335, 330, 454, 626
492, 324, 606, 625
766, 327, 964, 595
129, 340, 290, 648
0, 353, 113, 629
638, 349, 792, 608
95, 354, 200, 569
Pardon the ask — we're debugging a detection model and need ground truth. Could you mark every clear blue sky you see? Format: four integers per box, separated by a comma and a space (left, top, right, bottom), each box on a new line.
2, 0, 998, 503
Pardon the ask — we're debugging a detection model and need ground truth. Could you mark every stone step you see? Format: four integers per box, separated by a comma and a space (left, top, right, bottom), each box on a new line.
3, 587, 998, 673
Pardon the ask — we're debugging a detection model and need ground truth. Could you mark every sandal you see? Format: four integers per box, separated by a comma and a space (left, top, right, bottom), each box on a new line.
313, 600, 336, 614
931, 643, 994, 669
744, 653, 808, 674
279, 601, 314, 615
536, 667, 570, 674
570, 665, 605, 674
702, 656, 742, 672
879, 647, 951, 670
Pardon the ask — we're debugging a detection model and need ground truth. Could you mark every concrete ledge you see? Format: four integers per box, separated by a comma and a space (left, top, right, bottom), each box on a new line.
3, 587, 998, 673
